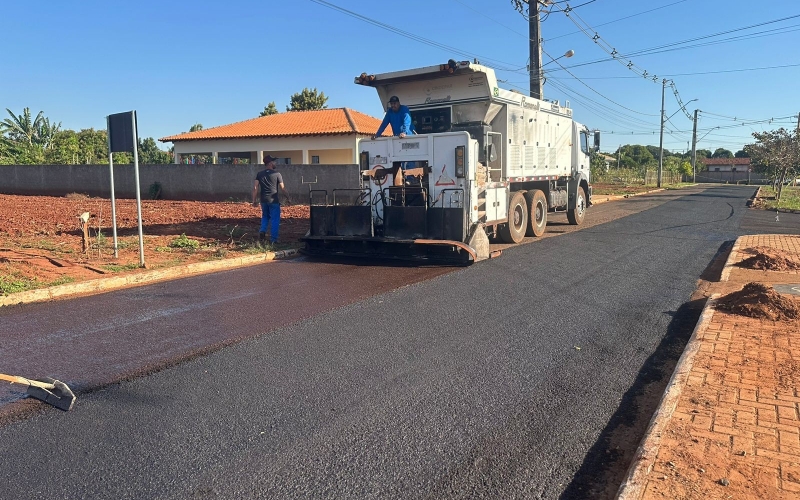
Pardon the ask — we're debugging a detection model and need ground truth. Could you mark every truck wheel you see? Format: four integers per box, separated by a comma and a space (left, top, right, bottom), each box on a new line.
567, 186, 586, 225
525, 189, 547, 237
498, 191, 528, 244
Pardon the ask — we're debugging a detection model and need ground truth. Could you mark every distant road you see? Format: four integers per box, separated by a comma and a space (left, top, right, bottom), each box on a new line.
0, 186, 778, 499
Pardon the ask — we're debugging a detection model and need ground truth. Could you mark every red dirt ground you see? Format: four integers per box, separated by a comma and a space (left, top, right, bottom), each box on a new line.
0, 194, 310, 291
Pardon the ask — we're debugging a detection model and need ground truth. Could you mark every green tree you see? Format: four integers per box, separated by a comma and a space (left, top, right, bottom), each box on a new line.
620, 144, 655, 167
734, 149, 749, 158
287, 88, 328, 111
711, 148, 733, 158
678, 159, 693, 177
138, 137, 172, 164
745, 127, 799, 201
189, 123, 203, 132
645, 145, 665, 161
260, 102, 279, 116
1, 107, 43, 146
695, 149, 713, 159
45, 130, 80, 164
77, 128, 109, 164
589, 151, 606, 177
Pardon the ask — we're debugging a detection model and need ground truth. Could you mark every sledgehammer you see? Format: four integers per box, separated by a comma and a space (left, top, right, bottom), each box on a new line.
0, 373, 76, 411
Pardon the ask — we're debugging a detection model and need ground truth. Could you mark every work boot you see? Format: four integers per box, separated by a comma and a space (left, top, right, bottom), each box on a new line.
258, 232, 266, 245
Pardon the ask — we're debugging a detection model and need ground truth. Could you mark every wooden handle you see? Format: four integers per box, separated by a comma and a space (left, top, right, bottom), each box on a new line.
0, 373, 55, 390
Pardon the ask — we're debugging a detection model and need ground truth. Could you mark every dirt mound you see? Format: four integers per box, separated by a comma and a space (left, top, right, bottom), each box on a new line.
737, 246, 800, 271
715, 282, 800, 321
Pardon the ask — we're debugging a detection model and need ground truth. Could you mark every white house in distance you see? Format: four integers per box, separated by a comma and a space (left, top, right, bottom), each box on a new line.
702, 157, 751, 172
159, 108, 388, 165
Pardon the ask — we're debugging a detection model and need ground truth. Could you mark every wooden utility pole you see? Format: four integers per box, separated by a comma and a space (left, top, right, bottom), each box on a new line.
691, 109, 699, 183
657, 79, 666, 188
529, 1, 543, 99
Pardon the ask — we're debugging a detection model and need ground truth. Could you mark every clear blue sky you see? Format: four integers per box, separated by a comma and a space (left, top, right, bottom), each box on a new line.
4, 0, 799, 155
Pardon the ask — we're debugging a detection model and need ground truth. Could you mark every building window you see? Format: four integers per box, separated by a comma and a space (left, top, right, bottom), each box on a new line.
732, 167, 737, 172
714, 168, 720, 171
281, 158, 291, 165
311, 155, 320, 164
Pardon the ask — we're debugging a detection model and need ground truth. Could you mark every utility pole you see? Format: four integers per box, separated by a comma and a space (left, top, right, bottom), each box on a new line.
617, 146, 621, 169
657, 79, 666, 188
529, 1, 543, 99
691, 109, 698, 183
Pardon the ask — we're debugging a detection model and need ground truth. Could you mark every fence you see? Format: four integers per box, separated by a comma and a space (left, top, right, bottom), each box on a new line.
0, 163, 361, 202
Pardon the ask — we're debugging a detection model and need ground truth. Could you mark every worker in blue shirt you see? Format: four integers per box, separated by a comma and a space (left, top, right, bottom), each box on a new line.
373, 96, 415, 139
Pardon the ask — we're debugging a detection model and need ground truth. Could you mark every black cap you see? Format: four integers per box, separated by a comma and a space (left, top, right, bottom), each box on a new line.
388, 96, 400, 103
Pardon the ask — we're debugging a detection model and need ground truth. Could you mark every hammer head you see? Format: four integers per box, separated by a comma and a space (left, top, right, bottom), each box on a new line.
26, 378, 76, 411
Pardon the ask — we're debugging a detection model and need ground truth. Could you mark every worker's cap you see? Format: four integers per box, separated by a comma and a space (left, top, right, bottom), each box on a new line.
388, 96, 400, 103
263, 154, 278, 163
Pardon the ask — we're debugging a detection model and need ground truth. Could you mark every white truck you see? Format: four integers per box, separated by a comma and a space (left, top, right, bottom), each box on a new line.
302, 59, 599, 264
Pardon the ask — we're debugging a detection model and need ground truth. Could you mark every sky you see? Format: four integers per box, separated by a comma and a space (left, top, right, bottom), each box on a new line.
3, 0, 799, 155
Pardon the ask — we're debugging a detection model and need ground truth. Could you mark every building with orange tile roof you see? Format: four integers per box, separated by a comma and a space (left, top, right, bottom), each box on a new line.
159, 108, 388, 165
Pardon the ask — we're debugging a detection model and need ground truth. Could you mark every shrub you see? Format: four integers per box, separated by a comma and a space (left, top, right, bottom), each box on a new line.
168, 233, 200, 249
148, 182, 163, 200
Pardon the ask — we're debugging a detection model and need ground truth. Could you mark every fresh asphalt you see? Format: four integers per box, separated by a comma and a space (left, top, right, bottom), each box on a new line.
0, 185, 795, 499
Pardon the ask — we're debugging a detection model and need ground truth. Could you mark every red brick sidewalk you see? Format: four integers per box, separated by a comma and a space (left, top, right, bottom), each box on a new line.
618, 235, 800, 500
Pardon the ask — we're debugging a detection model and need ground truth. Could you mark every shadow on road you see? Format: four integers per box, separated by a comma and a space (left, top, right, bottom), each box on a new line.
559, 240, 734, 500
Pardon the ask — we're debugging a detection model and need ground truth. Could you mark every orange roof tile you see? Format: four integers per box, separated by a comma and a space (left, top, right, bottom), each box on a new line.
160, 108, 390, 142
702, 157, 751, 165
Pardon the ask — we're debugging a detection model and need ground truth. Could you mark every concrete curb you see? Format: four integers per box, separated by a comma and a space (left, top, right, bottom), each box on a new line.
591, 188, 666, 206
720, 238, 742, 282
0, 248, 300, 308
615, 235, 743, 499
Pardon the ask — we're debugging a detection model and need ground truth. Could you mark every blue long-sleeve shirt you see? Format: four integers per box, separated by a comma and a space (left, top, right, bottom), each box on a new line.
375, 105, 415, 136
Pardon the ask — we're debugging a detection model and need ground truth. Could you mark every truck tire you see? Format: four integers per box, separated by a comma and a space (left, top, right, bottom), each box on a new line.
499, 191, 528, 244
567, 186, 586, 225
524, 189, 547, 237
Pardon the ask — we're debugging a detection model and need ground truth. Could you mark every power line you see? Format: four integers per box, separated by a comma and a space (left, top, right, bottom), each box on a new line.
554, 14, 800, 73
547, 0, 690, 41
309, 0, 519, 70
540, 46, 660, 116
538, 62, 800, 79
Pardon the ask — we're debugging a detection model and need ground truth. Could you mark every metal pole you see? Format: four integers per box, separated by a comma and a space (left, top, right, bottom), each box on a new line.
131, 111, 145, 267
657, 79, 666, 188
529, 1, 543, 100
617, 145, 621, 169
691, 109, 698, 183
106, 116, 119, 258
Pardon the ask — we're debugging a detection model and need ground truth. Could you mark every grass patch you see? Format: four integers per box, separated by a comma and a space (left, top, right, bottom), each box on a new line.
102, 262, 141, 272
20, 240, 61, 252
0, 274, 76, 295
168, 233, 200, 250
758, 186, 800, 211
0, 275, 37, 295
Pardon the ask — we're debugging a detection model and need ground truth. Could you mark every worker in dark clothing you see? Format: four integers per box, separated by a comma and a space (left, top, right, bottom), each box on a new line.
252, 154, 291, 245
373, 95, 415, 138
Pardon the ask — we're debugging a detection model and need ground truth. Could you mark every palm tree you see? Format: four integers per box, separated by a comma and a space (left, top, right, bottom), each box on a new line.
1, 107, 44, 146
189, 123, 203, 132
36, 117, 62, 150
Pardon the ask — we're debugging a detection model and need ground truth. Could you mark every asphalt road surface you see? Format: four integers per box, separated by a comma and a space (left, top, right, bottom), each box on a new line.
0, 185, 794, 499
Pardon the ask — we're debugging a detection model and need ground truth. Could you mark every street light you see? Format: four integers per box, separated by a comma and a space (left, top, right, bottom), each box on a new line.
658, 94, 697, 187
534, 50, 575, 97
542, 49, 575, 68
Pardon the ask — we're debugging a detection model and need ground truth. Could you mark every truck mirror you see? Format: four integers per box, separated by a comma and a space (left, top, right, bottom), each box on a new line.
593, 131, 601, 151
488, 144, 497, 162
